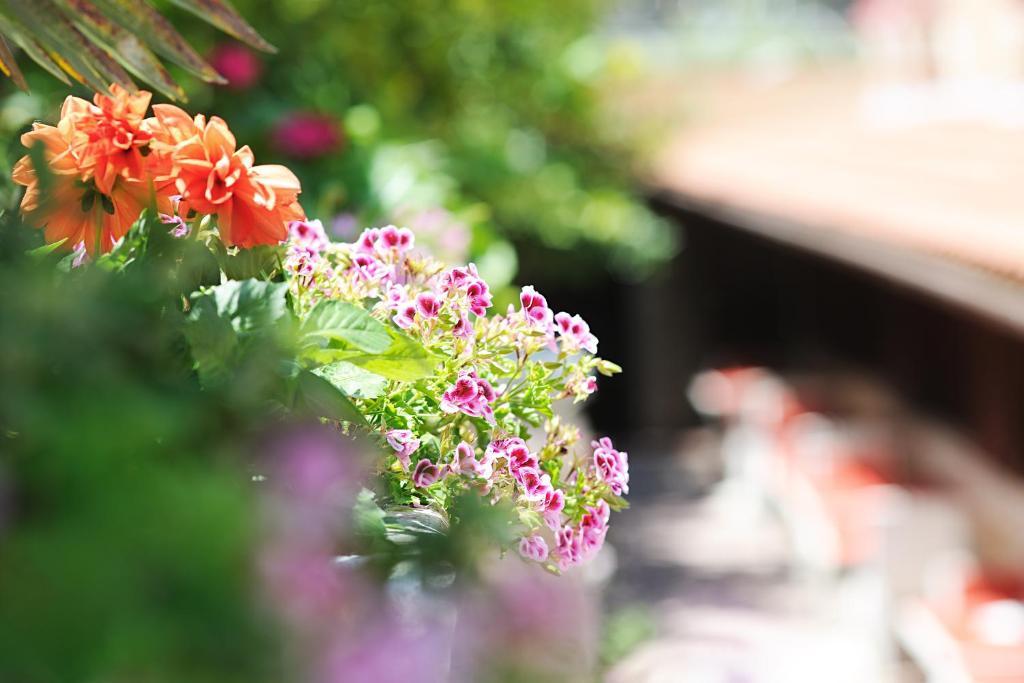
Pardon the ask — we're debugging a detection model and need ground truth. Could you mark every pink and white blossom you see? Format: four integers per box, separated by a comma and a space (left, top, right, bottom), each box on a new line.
449, 441, 492, 479
439, 370, 496, 424
592, 436, 629, 495
385, 429, 420, 469
415, 291, 442, 319
519, 535, 549, 562
519, 285, 553, 328
554, 312, 598, 354
516, 467, 553, 502
288, 219, 329, 252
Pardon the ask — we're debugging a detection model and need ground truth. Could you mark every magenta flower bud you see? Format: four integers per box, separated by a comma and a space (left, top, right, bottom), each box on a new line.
412, 458, 443, 488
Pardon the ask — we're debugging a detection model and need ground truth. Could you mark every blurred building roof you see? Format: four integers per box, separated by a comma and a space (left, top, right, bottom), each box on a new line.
649, 70, 1024, 334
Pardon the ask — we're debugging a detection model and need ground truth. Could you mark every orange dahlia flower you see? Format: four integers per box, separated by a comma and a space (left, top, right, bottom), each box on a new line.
13, 123, 150, 255
146, 105, 305, 248
60, 84, 154, 196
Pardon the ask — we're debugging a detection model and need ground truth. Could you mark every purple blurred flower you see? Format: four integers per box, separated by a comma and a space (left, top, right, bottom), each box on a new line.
209, 43, 262, 90
272, 112, 343, 160
160, 213, 190, 238
330, 213, 358, 239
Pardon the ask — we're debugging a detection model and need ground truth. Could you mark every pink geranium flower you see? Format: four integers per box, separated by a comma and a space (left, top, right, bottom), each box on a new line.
592, 436, 629, 495
439, 370, 496, 424
519, 535, 549, 562
412, 458, 444, 487
288, 219, 329, 252
449, 441, 492, 479
520, 285, 553, 328
385, 429, 420, 469
415, 291, 442, 319
554, 312, 598, 354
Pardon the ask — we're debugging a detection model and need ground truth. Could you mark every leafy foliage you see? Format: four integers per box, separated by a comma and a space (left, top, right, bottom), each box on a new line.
0, 0, 272, 100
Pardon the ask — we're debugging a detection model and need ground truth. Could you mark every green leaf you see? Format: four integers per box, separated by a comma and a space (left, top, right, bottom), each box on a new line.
294, 370, 367, 426
182, 294, 237, 385
301, 300, 391, 354
57, 0, 185, 101
329, 330, 440, 381
89, 0, 227, 85
353, 488, 388, 540
210, 240, 282, 281
205, 279, 288, 334
167, 0, 274, 53
26, 237, 67, 258
2, 0, 133, 93
312, 361, 386, 399
183, 279, 288, 384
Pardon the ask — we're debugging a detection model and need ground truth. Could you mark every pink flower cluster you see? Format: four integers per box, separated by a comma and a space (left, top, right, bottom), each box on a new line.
441, 264, 493, 318
281, 223, 625, 574
440, 369, 497, 424
552, 500, 610, 571
449, 441, 493, 479
356, 225, 415, 255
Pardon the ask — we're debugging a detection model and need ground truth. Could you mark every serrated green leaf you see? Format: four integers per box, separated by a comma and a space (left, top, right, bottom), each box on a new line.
294, 370, 367, 426
206, 279, 288, 334
312, 361, 387, 399
300, 300, 391, 354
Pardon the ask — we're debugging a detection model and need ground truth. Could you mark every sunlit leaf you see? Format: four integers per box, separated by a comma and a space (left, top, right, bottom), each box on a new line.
294, 370, 367, 426
300, 300, 392, 354
0, 0, 274, 98
313, 361, 387, 399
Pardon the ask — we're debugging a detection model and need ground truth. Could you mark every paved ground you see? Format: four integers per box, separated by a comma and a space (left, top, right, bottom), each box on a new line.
604, 448, 901, 683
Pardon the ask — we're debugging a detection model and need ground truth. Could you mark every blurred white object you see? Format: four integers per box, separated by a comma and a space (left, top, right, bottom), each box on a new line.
970, 600, 1024, 647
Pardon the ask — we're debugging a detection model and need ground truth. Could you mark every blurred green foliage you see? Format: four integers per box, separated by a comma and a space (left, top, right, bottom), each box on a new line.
0, 214, 285, 682
163, 0, 676, 281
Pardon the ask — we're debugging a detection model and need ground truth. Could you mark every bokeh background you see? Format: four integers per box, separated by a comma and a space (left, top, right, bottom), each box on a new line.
4, 0, 1024, 680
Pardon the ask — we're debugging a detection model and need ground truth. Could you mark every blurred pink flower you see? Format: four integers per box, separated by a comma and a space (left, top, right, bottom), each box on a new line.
209, 43, 262, 90
519, 535, 549, 562
272, 112, 343, 160
289, 219, 329, 252
386, 429, 420, 469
